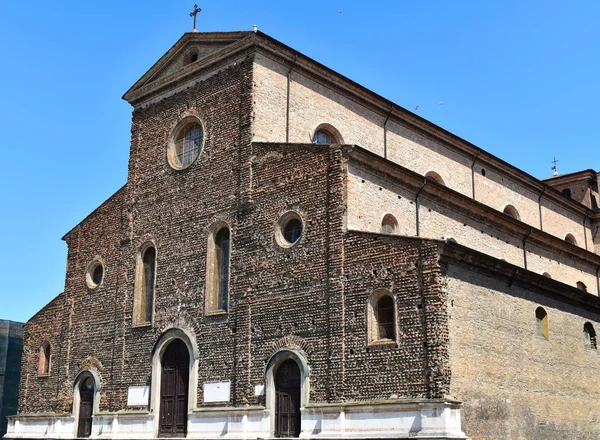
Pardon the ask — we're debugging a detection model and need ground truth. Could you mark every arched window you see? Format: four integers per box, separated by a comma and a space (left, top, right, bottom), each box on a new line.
312, 124, 342, 144
535, 307, 548, 339
584, 322, 597, 349
38, 342, 51, 376
134, 243, 156, 326
206, 224, 231, 314
577, 281, 587, 292
542, 272, 552, 279
425, 171, 445, 185
503, 204, 520, 220
313, 130, 334, 144
381, 214, 398, 234
561, 188, 572, 198
367, 290, 397, 344
565, 233, 578, 246
376, 295, 395, 340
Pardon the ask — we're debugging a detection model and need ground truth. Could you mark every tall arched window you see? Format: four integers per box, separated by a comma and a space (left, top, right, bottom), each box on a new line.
503, 204, 520, 220
577, 281, 587, 292
584, 322, 597, 349
535, 307, 548, 339
206, 224, 231, 314
367, 290, 397, 344
561, 188, 572, 198
38, 342, 51, 376
425, 171, 445, 186
565, 233, 578, 246
381, 214, 398, 234
134, 243, 157, 326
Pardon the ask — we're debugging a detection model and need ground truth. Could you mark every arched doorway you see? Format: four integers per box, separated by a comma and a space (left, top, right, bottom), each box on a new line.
275, 359, 301, 437
77, 376, 95, 438
159, 339, 190, 437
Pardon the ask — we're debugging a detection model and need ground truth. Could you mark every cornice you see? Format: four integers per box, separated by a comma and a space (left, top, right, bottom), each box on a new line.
123, 32, 255, 105
438, 239, 600, 313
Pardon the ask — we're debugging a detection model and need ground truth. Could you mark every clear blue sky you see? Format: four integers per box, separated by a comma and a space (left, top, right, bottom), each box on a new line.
1, 1, 598, 323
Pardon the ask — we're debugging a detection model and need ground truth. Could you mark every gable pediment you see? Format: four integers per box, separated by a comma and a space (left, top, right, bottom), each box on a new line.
123, 31, 253, 104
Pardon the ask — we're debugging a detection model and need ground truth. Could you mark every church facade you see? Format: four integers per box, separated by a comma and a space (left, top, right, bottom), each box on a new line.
6, 30, 600, 440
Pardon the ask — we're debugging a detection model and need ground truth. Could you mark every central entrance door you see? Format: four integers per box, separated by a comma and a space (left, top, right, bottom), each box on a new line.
159, 339, 190, 437
77, 376, 94, 438
275, 360, 301, 437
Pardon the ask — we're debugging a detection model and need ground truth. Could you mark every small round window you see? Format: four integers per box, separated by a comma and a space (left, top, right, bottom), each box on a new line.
168, 118, 204, 170
276, 212, 304, 248
85, 258, 105, 290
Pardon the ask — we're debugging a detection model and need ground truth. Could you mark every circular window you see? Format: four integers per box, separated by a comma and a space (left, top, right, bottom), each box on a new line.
85, 258, 105, 290
276, 212, 304, 248
167, 118, 204, 170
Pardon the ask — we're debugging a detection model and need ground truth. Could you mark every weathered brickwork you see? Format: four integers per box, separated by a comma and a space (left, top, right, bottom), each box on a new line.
444, 260, 600, 439
342, 232, 450, 400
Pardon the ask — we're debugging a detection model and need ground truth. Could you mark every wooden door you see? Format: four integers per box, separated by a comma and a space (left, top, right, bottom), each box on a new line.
159, 339, 190, 437
275, 360, 301, 437
77, 377, 94, 438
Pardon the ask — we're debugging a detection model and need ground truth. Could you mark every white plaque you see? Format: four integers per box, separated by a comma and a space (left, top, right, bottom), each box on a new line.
127, 386, 150, 406
254, 384, 265, 396
203, 381, 231, 403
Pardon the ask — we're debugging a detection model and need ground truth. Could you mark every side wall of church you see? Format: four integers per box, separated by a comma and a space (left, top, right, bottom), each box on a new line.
346, 161, 599, 294
445, 262, 600, 440
252, 53, 595, 254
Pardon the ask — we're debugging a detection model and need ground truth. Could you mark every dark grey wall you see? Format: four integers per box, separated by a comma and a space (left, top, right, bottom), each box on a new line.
0, 320, 24, 437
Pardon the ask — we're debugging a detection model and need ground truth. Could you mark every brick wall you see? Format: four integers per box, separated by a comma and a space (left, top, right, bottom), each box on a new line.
252, 52, 596, 254
445, 261, 600, 439
346, 160, 599, 294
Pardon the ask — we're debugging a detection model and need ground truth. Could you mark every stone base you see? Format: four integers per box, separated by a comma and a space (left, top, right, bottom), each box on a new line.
6, 399, 466, 439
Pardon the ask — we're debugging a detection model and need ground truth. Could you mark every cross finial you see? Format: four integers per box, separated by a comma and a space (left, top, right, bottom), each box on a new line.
551, 157, 559, 176
190, 4, 201, 32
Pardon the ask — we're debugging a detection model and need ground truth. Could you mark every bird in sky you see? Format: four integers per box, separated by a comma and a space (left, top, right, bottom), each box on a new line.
438, 101, 443, 105
414, 105, 419, 110
337, 10, 343, 13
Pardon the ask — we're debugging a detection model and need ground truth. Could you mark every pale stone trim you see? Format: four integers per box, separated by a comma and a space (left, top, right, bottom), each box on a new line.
205, 221, 231, 315
84, 255, 105, 290
274, 211, 304, 249
312, 123, 344, 144
150, 327, 200, 437
264, 349, 310, 438
133, 241, 157, 327
166, 115, 205, 170
366, 289, 398, 346
72, 370, 101, 437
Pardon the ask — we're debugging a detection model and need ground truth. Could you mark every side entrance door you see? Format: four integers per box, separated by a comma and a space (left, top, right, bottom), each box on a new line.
77, 377, 95, 438
275, 360, 301, 437
159, 339, 190, 437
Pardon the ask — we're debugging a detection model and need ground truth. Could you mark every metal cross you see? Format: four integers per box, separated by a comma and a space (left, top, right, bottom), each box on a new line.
190, 4, 201, 31
551, 157, 559, 174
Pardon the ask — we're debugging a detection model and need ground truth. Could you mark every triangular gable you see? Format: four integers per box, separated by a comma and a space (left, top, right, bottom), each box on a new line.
123, 31, 252, 103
